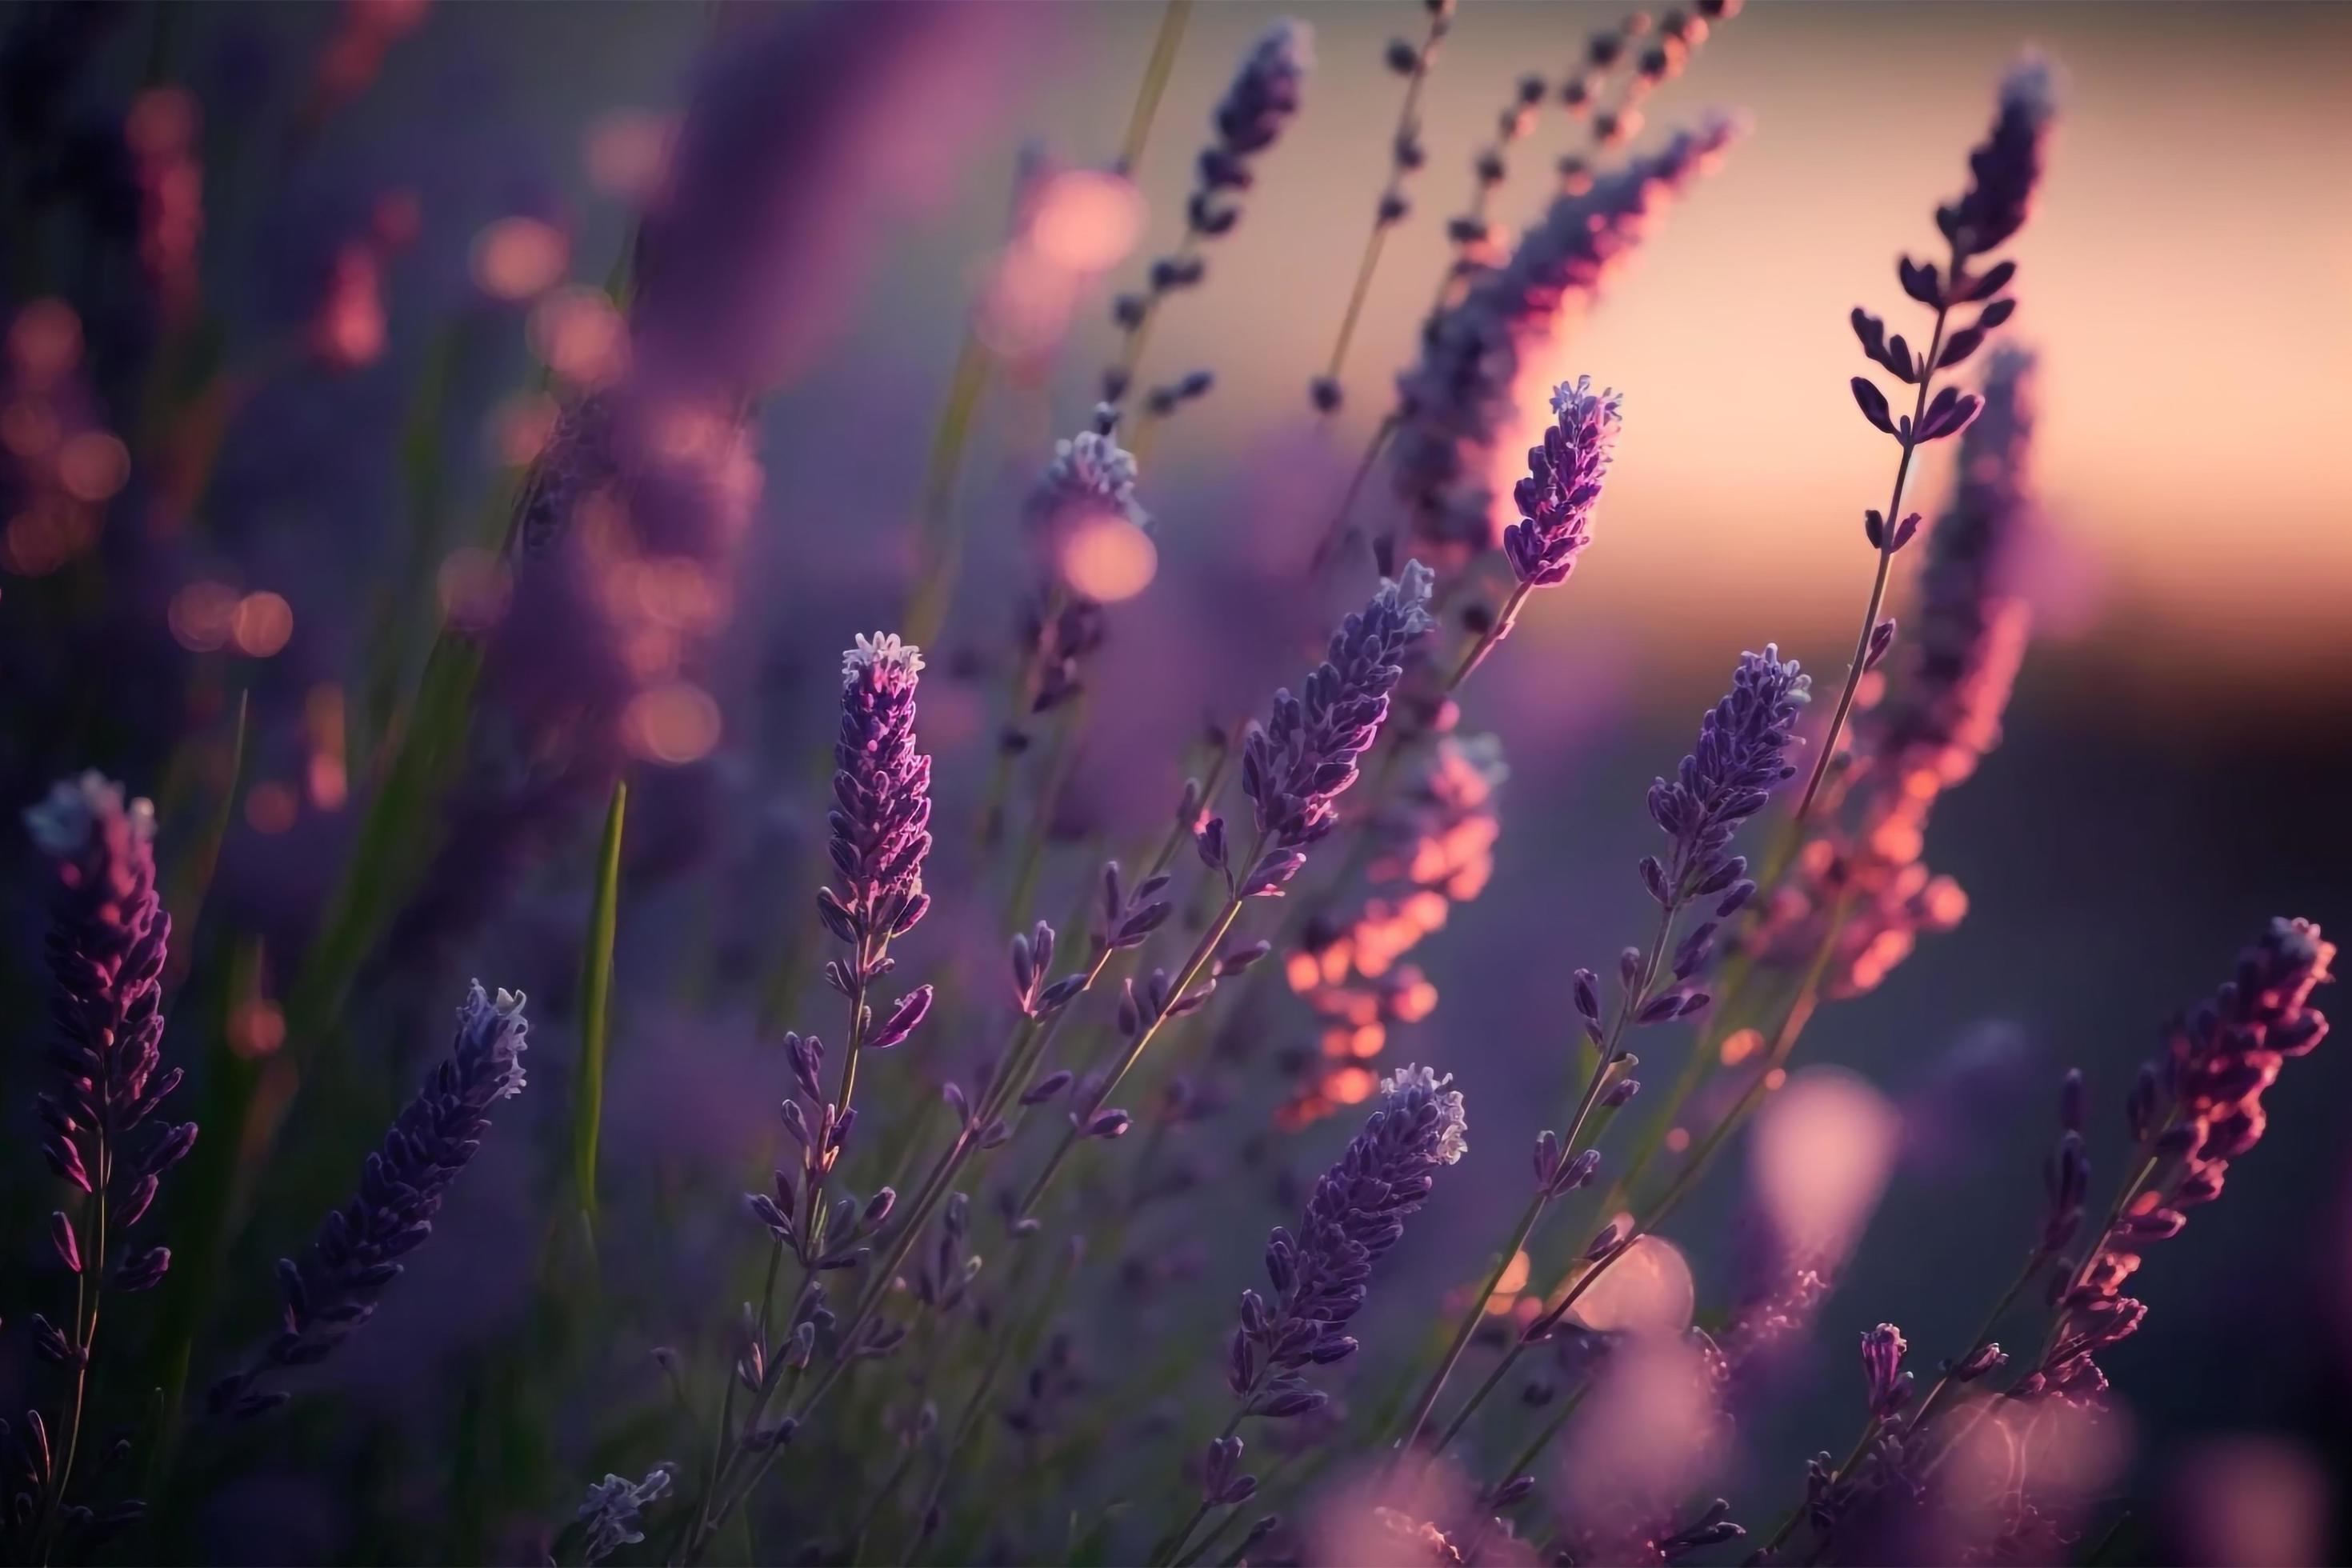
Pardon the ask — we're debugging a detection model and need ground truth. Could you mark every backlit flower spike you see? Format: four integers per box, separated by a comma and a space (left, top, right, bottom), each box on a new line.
822, 631, 934, 950
1238, 562, 1438, 895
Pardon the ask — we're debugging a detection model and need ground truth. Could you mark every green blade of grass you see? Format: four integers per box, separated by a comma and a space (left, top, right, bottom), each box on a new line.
574, 778, 628, 1231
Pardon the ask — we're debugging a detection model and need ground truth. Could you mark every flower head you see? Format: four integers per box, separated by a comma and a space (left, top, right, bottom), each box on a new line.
1859, 1323, 1913, 1421
1504, 375, 1623, 588
842, 630, 926, 686
821, 630, 933, 947
214, 983, 530, 1417
1027, 427, 1149, 538
1206, 21, 1313, 180
2026, 918, 2330, 1407
1380, 1063, 1468, 1165
578, 1464, 676, 1565
1230, 1059, 1469, 1411
25, 771, 193, 1284
1940, 55, 2058, 259
1238, 562, 1436, 893
1646, 646, 1810, 901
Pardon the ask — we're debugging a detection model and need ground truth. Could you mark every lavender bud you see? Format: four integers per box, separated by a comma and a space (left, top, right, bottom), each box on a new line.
50, 1211, 81, 1274
1864, 618, 1897, 672
1950, 1342, 2008, 1382
1021, 1071, 1074, 1106
1570, 969, 1602, 1026
869, 986, 932, 1050
1860, 1323, 1913, 1420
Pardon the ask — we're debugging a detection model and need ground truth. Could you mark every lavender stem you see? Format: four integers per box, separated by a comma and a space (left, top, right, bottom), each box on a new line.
1792, 249, 1956, 824
1013, 846, 1264, 1224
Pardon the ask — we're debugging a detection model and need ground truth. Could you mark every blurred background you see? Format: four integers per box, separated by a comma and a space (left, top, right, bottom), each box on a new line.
2, 1, 2347, 1562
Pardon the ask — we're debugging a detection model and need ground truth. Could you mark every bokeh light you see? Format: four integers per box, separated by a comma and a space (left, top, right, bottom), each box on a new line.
622, 680, 722, 765
1058, 514, 1157, 602
470, 216, 571, 302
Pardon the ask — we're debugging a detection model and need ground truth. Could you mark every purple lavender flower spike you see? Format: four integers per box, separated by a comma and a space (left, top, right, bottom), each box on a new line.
1238, 1064, 1466, 1405
1027, 428, 1149, 541
25, 774, 196, 1281
574, 1463, 676, 1566
2023, 917, 2331, 1406
211, 983, 528, 1418
1195, 21, 1314, 212
1858, 1323, 1913, 1421
1238, 562, 1437, 894
1939, 57, 2057, 262
1646, 646, 1810, 910
1171, 1065, 1462, 1558
1504, 376, 1622, 589
821, 633, 934, 954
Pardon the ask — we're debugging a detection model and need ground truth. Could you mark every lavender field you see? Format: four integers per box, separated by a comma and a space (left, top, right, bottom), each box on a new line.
2, 2, 2349, 1564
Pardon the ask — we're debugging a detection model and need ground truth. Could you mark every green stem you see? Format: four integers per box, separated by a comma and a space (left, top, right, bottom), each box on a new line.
1444, 581, 1533, 693
1011, 840, 1265, 1225
1393, 1192, 1546, 1454
1115, 0, 1194, 175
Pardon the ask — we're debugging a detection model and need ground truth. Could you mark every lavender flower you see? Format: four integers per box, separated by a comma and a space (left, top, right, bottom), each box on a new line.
1858, 1323, 1913, 1422
1503, 376, 1622, 588
1195, 21, 1313, 226
1234, 562, 1437, 895
1644, 645, 1810, 918
1242, 1063, 1466, 1398
211, 983, 530, 1417
1018, 429, 1148, 716
1864, 346, 2037, 798
1392, 119, 1736, 561
2026, 917, 2332, 1404
1804, 57, 2057, 822
1105, 20, 1311, 406
10, 774, 194, 1554
1027, 428, 1149, 540
818, 634, 934, 954
1940, 58, 2056, 261
24, 774, 195, 1279
575, 1463, 675, 1565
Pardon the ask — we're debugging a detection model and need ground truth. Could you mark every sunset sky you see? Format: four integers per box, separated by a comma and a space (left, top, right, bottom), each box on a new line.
985, 2, 2352, 710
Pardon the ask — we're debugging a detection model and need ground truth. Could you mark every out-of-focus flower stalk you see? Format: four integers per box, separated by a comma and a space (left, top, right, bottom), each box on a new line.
1306, 0, 1455, 417
902, 0, 1193, 647
1107, 18, 1312, 433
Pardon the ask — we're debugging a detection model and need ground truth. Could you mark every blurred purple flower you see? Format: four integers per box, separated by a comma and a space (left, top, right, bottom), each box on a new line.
1392, 119, 1737, 562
